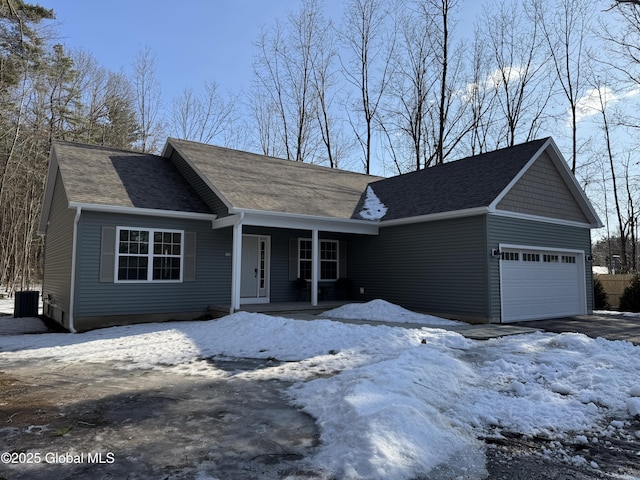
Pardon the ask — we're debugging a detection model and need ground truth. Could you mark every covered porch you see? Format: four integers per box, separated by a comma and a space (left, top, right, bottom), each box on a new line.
211, 210, 379, 314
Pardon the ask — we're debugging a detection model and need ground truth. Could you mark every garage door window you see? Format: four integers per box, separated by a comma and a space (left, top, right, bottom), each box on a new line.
562, 255, 576, 264
543, 254, 559, 263
501, 251, 519, 261
523, 253, 540, 262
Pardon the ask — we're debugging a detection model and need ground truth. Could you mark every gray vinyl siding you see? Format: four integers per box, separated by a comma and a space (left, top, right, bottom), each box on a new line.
73, 211, 232, 319
487, 214, 594, 320
497, 152, 589, 224
348, 216, 490, 320
169, 149, 230, 217
42, 171, 75, 328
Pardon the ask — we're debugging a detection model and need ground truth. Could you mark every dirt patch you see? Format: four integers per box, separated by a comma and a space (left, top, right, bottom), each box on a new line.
0, 360, 320, 480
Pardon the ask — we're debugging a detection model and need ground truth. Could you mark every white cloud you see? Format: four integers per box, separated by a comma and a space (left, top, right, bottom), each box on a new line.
573, 85, 640, 124
573, 87, 616, 123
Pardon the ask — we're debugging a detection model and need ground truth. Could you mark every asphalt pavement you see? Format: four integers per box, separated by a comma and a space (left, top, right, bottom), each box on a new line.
511, 313, 640, 344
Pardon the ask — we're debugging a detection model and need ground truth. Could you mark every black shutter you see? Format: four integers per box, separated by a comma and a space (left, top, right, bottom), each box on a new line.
99, 226, 116, 282
183, 231, 196, 282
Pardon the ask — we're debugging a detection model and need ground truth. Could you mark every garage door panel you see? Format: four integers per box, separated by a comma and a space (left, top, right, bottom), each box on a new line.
501, 247, 585, 322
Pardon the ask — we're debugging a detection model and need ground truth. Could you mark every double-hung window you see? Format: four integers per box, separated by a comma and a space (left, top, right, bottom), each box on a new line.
117, 227, 183, 282
298, 239, 339, 281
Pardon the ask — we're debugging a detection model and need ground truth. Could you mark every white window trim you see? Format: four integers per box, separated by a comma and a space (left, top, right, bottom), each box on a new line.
115, 226, 185, 283
298, 238, 339, 281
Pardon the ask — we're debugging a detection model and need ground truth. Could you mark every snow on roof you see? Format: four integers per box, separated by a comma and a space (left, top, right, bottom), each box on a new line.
357, 186, 388, 221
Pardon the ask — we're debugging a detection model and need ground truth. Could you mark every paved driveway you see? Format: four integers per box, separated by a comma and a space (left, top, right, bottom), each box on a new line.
512, 313, 640, 344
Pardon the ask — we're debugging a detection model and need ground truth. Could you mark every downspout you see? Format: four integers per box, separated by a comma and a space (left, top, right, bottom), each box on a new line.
67, 206, 81, 333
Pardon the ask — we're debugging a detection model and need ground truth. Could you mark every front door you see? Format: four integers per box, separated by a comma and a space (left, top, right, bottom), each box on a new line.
240, 235, 270, 303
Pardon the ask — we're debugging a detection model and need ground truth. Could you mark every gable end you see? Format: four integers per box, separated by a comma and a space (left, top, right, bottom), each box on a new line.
167, 147, 230, 217
496, 151, 589, 224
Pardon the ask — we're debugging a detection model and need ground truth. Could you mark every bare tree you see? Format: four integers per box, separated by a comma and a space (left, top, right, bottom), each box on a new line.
252, 1, 327, 164
536, 0, 592, 173
388, 3, 437, 171
341, 0, 395, 173
482, 0, 553, 147
307, 1, 345, 168
169, 80, 238, 145
132, 46, 163, 153
599, 3, 640, 132
593, 81, 632, 271
465, 23, 499, 155
250, 88, 283, 158
384, 0, 469, 172
424, 0, 465, 166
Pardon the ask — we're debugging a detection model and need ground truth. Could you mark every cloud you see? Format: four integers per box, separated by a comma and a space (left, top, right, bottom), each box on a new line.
573, 85, 640, 124
573, 87, 616, 123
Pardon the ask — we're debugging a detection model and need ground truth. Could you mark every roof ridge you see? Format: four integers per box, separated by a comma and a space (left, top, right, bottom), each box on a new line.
168, 137, 383, 180
368, 137, 550, 186
53, 140, 155, 156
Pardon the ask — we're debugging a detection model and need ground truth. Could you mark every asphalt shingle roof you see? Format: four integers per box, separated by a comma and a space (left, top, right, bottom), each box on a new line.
356, 138, 549, 221
53, 141, 213, 214
52, 137, 558, 224
168, 138, 383, 219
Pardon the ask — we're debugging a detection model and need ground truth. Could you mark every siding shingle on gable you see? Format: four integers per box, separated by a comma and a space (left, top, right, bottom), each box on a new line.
496, 151, 589, 223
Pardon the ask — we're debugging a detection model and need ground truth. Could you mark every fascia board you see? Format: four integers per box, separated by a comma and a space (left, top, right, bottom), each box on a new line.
378, 207, 489, 227
229, 208, 379, 235
491, 209, 601, 229
37, 148, 60, 235
67, 202, 218, 222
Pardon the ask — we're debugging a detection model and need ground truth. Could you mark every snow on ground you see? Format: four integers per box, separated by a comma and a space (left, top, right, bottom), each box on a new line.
1, 300, 640, 479
595, 309, 640, 318
324, 299, 463, 325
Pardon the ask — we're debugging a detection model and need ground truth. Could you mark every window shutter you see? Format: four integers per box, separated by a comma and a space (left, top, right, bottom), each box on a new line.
339, 240, 347, 279
289, 238, 298, 281
183, 231, 196, 282
99, 226, 116, 282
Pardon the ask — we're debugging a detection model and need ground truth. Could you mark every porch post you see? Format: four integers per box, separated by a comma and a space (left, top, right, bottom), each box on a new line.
311, 228, 319, 306
230, 220, 243, 313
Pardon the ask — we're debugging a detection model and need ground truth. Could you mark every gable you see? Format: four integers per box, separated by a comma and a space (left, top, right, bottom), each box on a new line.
165, 138, 382, 219
356, 138, 549, 221
496, 151, 589, 224
51, 141, 213, 215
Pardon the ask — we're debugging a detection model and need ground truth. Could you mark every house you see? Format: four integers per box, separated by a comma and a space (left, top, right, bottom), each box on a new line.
38, 137, 602, 332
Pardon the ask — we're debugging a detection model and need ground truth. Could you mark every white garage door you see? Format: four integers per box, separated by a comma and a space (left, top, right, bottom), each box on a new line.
500, 247, 586, 322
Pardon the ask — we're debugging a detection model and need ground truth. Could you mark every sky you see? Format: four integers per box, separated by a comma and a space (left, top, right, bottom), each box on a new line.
2, 299, 640, 477
45, 1, 333, 101
38, 0, 639, 243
